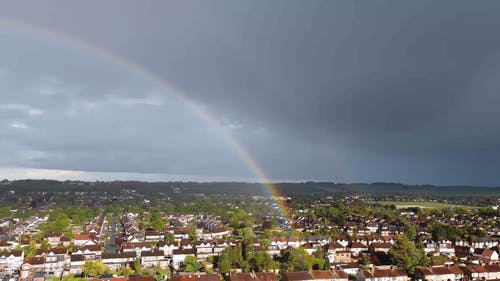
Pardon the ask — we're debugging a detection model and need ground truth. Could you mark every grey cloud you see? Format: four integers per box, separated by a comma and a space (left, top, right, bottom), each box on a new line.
0, 30, 254, 179
2, 1, 500, 185
1, 103, 44, 115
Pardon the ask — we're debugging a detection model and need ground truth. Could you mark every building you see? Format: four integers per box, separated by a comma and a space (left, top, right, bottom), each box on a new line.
356, 268, 409, 281
230, 272, 279, 281
172, 248, 196, 269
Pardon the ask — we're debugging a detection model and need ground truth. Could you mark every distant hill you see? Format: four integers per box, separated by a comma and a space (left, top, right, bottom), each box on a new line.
0, 179, 498, 197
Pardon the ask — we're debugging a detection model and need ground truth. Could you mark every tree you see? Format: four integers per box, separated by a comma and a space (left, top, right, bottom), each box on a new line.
430, 222, 460, 241
218, 253, 232, 274
281, 248, 314, 272
251, 252, 276, 272
164, 203, 175, 214
228, 245, 244, 268
23, 240, 37, 258
430, 255, 448, 264
242, 260, 251, 273
313, 246, 325, 270
324, 258, 331, 270
116, 267, 135, 277
147, 210, 165, 231
242, 240, 255, 261
359, 254, 372, 269
134, 257, 142, 272
404, 225, 417, 241
155, 268, 171, 281
0, 207, 10, 219
62, 277, 85, 281
230, 209, 254, 229
40, 209, 70, 235
188, 225, 198, 242
259, 238, 271, 248
164, 232, 175, 244
82, 261, 106, 278
241, 227, 256, 240
218, 245, 244, 273
40, 239, 51, 250
388, 235, 428, 274
184, 256, 200, 272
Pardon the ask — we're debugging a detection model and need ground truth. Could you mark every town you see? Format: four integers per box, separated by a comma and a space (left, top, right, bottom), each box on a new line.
0, 181, 498, 281
3, 1, 500, 281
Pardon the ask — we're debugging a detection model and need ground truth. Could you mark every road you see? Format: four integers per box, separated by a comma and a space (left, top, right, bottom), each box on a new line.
104, 216, 120, 253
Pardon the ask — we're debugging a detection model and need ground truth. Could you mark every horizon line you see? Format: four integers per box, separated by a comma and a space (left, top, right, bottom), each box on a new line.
2, 178, 500, 189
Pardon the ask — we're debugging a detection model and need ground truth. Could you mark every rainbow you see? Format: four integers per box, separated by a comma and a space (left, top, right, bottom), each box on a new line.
0, 18, 293, 225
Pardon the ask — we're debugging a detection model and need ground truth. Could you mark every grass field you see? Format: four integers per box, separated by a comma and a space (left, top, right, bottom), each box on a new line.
366, 200, 464, 209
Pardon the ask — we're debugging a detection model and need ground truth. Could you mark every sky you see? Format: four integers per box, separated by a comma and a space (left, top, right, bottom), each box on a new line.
2, 1, 500, 185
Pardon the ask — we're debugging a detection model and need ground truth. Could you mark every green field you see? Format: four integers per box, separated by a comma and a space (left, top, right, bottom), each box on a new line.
366, 200, 467, 209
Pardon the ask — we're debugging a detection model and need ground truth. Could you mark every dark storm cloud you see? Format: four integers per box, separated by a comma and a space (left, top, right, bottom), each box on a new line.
0, 28, 254, 180
2, 1, 500, 185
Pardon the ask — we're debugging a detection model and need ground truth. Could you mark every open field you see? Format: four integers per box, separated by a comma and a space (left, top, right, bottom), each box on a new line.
366, 200, 471, 209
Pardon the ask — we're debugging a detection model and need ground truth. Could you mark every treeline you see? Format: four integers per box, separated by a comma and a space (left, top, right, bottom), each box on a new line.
1, 179, 499, 197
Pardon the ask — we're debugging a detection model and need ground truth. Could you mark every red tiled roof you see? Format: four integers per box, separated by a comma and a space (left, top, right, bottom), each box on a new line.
171, 274, 221, 281
197, 275, 221, 281
284, 272, 313, 281
24, 257, 44, 265
447, 266, 464, 275
416, 267, 433, 275
430, 266, 453, 275
329, 242, 345, 249
230, 273, 253, 281
122, 242, 152, 249
82, 245, 103, 251
254, 273, 279, 281
50, 247, 68, 254
350, 242, 366, 248
363, 268, 407, 278
92, 277, 127, 281
485, 265, 500, 273
465, 265, 488, 273
482, 248, 495, 257
370, 242, 392, 249
230, 273, 278, 281
173, 248, 196, 255
332, 270, 348, 279
75, 233, 97, 241
311, 270, 333, 279
129, 276, 155, 281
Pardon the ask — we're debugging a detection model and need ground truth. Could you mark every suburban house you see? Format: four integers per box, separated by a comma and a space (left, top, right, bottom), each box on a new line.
170, 273, 221, 281
415, 266, 456, 281
230, 272, 279, 281
350, 242, 368, 257
101, 252, 136, 270
462, 265, 500, 281
20, 257, 45, 279
282, 270, 348, 281
140, 250, 168, 269
145, 231, 163, 242
73, 233, 98, 246
473, 248, 499, 261
172, 248, 196, 269
0, 250, 23, 272
311, 270, 349, 281
159, 242, 179, 257
283, 272, 314, 281
369, 243, 392, 254
70, 254, 84, 275
356, 268, 409, 281
72, 245, 102, 261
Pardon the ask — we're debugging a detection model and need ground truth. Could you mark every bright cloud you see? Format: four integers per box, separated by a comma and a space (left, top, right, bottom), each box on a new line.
8, 121, 29, 130
1, 103, 44, 116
